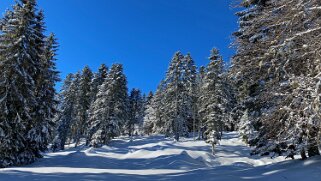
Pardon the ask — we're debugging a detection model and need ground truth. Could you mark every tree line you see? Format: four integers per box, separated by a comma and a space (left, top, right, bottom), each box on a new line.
52, 64, 148, 150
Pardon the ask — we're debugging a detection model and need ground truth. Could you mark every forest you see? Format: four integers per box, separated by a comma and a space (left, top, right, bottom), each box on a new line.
0, 1, 321, 180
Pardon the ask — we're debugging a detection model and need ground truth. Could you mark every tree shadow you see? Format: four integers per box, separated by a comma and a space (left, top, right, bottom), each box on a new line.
2, 157, 321, 181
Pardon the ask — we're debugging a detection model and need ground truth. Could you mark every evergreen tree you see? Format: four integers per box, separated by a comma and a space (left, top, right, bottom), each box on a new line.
90, 64, 108, 103
52, 74, 75, 151
127, 88, 144, 137
238, 109, 254, 143
163, 52, 188, 141
201, 48, 226, 142
143, 92, 155, 135
182, 53, 198, 139
74, 66, 93, 146
230, 0, 321, 158
30, 12, 60, 153
149, 81, 166, 134
0, 0, 58, 167
148, 52, 199, 140
88, 64, 128, 147
69, 72, 81, 143
197, 66, 206, 140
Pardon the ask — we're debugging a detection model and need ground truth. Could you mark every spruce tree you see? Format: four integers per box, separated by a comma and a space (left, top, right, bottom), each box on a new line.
90, 64, 108, 103
163, 52, 187, 141
231, 0, 321, 158
69, 72, 81, 143
29, 12, 59, 154
0, 0, 58, 167
127, 88, 144, 138
149, 81, 166, 134
143, 92, 155, 135
52, 74, 75, 151
197, 66, 206, 140
201, 48, 226, 142
88, 64, 128, 147
183, 53, 198, 139
74, 66, 93, 146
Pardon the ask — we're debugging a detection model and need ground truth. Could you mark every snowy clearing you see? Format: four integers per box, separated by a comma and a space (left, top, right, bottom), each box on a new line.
0, 132, 321, 181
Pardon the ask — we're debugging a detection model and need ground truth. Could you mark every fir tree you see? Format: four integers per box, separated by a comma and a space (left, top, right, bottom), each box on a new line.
88, 64, 128, 147
163, 52, 188, 141
90, 64, 108, 103
230, 0, 321, 158
0, 0, 58, 167
143, 92, 155, 135
29, 12, 60, 153
201, 48, 226, 142
74, 66, 93, 146
52, 74, 75, 151
149, 81, 166, 134
127, 88, 144, 138
183, 53, 198, 139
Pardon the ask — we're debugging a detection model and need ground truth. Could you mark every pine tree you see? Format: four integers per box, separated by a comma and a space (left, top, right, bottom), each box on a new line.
73, 66, 93, 146
127, 88, 144, 138
29, 12, 60, 154
90, 64, 108, 103
52, 74, 75, 151
197, 66, 206, 140
231, 0, 321, 158
182, 53, 198, 139
201, 48, 226, 142
88, 64, 128, 147
148, 81, 166, 134
69, 72, 81, 143
0, 0, 58, 167
143, 92, 155, 135
238, 109, 254, 143
162, 52, 188, 141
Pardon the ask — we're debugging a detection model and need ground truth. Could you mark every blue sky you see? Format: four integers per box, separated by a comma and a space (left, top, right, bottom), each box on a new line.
0, 0, 239, 93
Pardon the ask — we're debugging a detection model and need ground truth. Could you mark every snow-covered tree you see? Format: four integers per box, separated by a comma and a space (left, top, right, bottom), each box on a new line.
143, 81, 166, 135
90, 64, 108, 103
143, 92, 156, 135
127, 88, 144, 137
182, 53, 198, 138
0, 0, 58, 167
52, 74, 75, 151
230, 0, 321, 159
30, 15, 60, 152
197, 66, 206, 139
73, 66, 93, 146
88, 64, 128, 147
238, 109, 254, 143
201, 48, 228, 141
162, 52, 189, 141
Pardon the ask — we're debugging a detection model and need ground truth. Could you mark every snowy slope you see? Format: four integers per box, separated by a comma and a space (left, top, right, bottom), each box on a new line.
0, 132, 320, 181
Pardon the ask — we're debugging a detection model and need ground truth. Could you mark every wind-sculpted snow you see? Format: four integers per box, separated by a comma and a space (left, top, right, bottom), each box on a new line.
0, 132, 320, 181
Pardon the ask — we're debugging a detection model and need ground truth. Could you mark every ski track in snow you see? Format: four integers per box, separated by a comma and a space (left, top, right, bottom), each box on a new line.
0, 132, 321, 181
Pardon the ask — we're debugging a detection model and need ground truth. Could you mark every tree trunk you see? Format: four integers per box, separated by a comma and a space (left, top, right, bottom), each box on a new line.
307, 126, 320, 157
301, 148, 307, 160
211, 143, 215, 155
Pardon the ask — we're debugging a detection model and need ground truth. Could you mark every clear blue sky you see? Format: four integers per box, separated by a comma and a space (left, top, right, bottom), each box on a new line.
0, 0, 239, 93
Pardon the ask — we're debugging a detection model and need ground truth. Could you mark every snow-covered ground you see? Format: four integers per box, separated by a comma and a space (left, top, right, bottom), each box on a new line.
1, 132, 321, 181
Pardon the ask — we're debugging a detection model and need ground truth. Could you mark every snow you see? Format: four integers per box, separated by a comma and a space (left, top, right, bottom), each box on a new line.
0, 132, 321, 180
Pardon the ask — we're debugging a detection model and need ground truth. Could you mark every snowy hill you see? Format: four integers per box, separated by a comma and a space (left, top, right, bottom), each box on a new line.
0, 132, 321, 181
